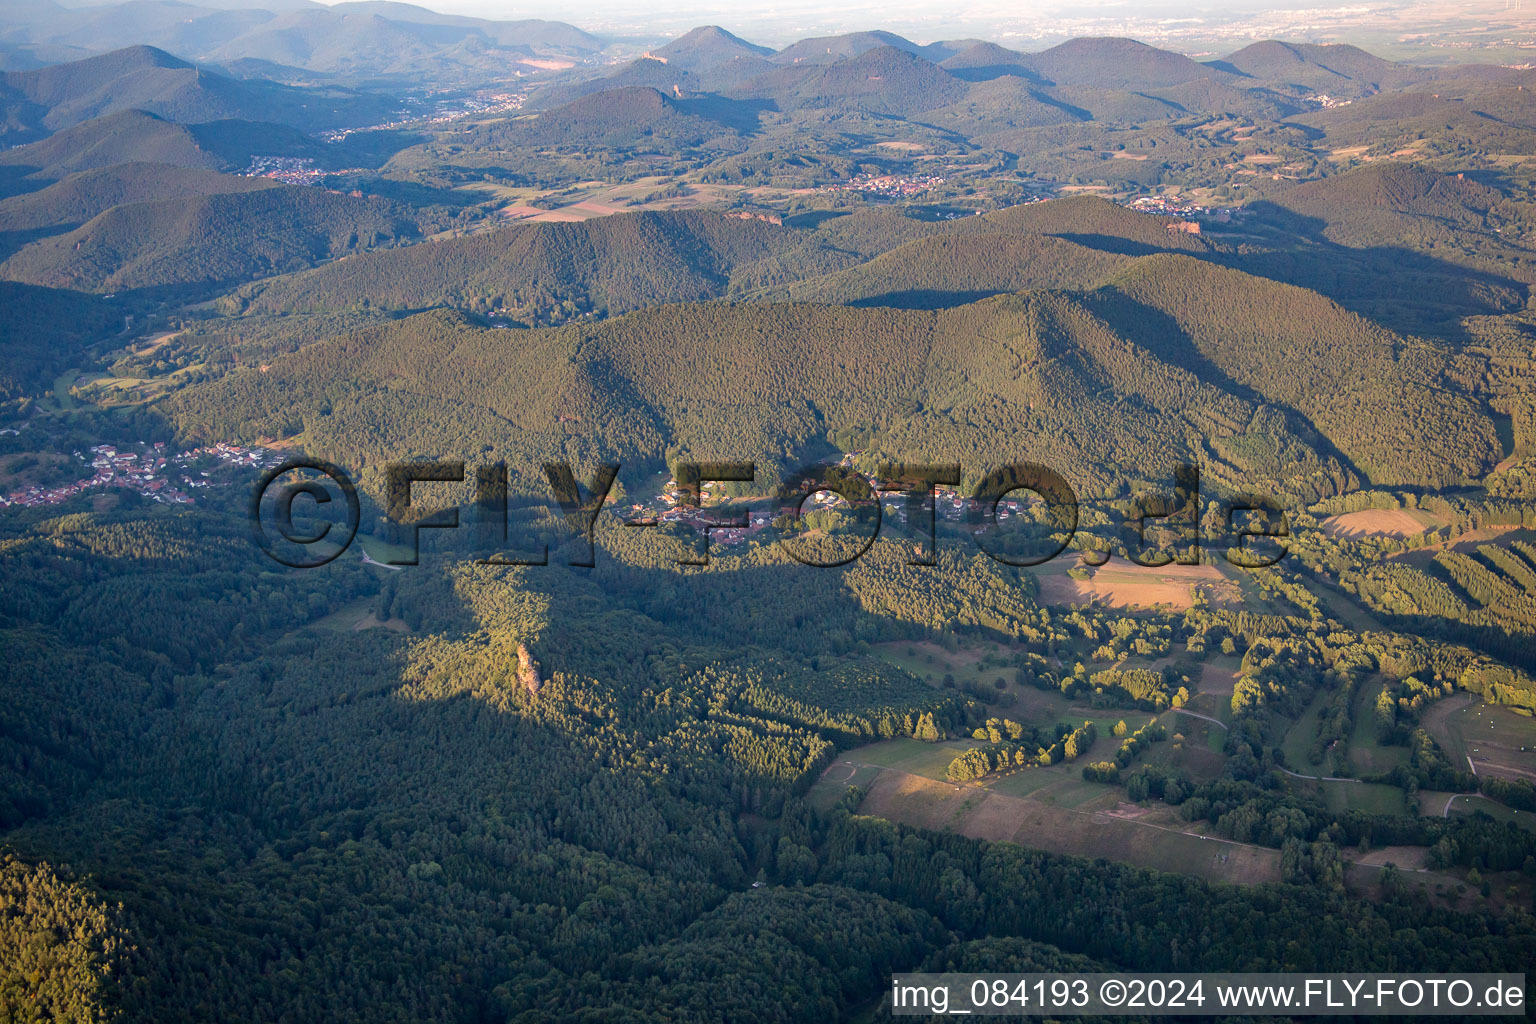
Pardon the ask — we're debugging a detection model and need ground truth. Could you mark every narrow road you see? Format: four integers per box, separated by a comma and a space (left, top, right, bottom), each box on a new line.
1167, 709, 1358, 782
1275, 765, 1361, 784
1170, 708, 1227, 730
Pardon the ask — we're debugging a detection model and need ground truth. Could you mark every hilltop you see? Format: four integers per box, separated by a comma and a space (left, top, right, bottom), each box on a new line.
230, 208, 845, 319
0, 162, 279, 254
1, 45, 253, 139
0, 110, 231, 179
1022, 38, 1224, 89
168, 256, 1494, 498
652, 26, 772, 73
771, 30, 949, 65
939, 42, 1040, 83
1213, 39, 1421, 94
730, 46, 968, 115
484, 87, 754, 153
0, 186, 419, 294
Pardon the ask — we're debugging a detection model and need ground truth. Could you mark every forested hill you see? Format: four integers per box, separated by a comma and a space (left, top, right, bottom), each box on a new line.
0, 163, 280, 238
0, 186, 421, 295
726, 46, 970, 116
1, 45, 253, 138
0, 109, 326, 184
470, 87, 754, 154
1259, 163, 1536, 271
0, 280, 121, 398
0, 44, 392, 141
0, 3, 600, 79
652, 25, 774, 72
0, 110, 230, 180
1239, 164, 1536, 334
165, 265, 1494, 497
230, 197, 1217, 320
230, 209, 857, 319
770, 233, 1134, 307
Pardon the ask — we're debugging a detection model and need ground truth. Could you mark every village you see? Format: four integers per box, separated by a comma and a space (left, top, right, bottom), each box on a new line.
239, 156, 372, 188
1119, 193, 1240, 222
320, 89, 527, 142
829, 172, 948, 198
615, 453, 1029, 549
0, 441, 287, 510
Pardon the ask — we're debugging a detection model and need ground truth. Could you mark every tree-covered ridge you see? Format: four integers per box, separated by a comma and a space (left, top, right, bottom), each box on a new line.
225, 195, 1212, 322
1090, 253, 1501, 486
0, 186, 423, 295
0, 163, 281, 262
163, 245, 1492, 498
230, 208, 830, 320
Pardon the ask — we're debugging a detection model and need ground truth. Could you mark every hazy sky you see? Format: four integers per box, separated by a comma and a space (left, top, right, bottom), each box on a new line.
295, 0, 1532, 50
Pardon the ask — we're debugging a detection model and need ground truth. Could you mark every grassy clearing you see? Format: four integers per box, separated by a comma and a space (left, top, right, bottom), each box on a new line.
1322, 780, 1409, 816
807, 762, 885, 812
1346, 680, 1410, 775
871, 638, 1154, 733
1279, 690, 1332, 772
1448, 795, 1536, 831
836, 737, 976, 781
1424, 696, 1536, 783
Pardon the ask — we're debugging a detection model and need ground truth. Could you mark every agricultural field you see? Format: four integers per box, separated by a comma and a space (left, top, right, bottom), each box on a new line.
815, 757, 1283, 885
1322, 508, 1443, 539
1033, 559, 1241, 611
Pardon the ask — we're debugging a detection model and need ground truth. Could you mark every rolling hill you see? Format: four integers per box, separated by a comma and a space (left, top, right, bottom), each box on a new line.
1, 45, 254, 138
0, 1, 600, 78
1240, 164, 1536, 329
1022, 38, 1226, 89
229, 196, 1222, 320
166, 263, 1482, 501
653, 26, 772, 73
0, 280, 122, 399
0, 44, 398, 141
229, 209, 833, 317
529, 58, 696, 110
0, 110, 231, 180
730, 46, 968, 116
482, 87, 754, 152
164, 191, 1496, 492
0, 108, 336, 197
0, 186, 419, 294
770, 232, 1133, 306
938, 42, 1041, 83
770, 31, 949, 65
918, 77, 1088, 132
0, 161, 280, 255
1089, 253, 1499, 487
1212, 39, 1424, 95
